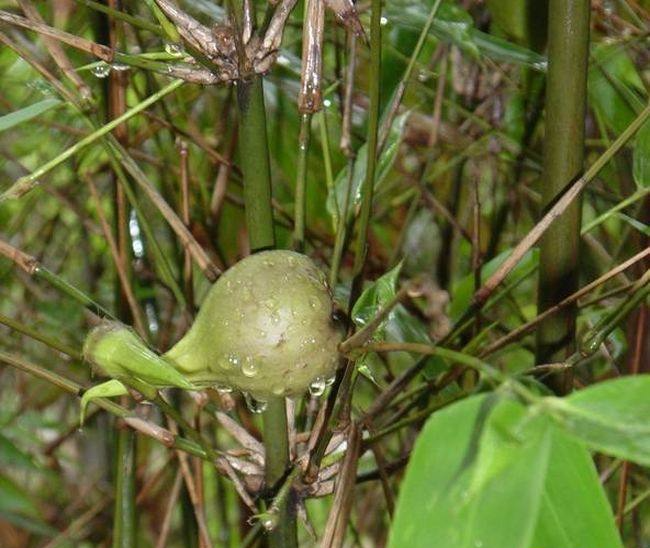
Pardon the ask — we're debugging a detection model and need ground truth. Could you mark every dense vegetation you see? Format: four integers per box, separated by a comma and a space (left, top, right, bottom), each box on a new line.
0, 0, 648, 547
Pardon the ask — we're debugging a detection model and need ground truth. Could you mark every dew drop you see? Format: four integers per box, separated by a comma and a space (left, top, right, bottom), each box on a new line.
325, 375, 336, 387
244, 393, 268, 414
227, 354, 240, 367
91, 62, 111, 78
380, 16, 389, 26
112, 63, 130, 72
309, 376, 326, 397
309, 295, 320, 309
216, 384, 233, 393
271, 312, 281, 324
241, 357, 258, 377
262, 516, 276, 531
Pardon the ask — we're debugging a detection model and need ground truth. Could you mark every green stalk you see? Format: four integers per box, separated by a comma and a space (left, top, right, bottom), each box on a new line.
536, 0, 590, 394
293, 113, 312, 252
236, 76, 297, 548
350, 0, 382, 282
113, 428, 136, 548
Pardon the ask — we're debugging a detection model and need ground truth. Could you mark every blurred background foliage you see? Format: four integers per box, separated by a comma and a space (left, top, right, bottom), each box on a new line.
0, 0, 648, 546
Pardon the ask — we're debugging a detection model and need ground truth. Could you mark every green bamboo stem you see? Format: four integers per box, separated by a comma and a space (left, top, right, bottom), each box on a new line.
536, 0, 590, 394
237, 77, 276, 252
236, 76, 297, 548
293, 113, 312, 252
113, 428, 136, 548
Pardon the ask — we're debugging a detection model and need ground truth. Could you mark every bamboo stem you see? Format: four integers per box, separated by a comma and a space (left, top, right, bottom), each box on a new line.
236, 75, 297, 548
535, 0, 591, 393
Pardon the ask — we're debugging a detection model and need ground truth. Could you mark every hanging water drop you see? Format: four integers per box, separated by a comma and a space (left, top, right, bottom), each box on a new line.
244, 393, 268, 414
216, 384, 233, 394
91, 62, 111, 78
241, 357, 258, 377
325, 375, 335, 387
309, 376, 326, 397
227, 354, 240, 368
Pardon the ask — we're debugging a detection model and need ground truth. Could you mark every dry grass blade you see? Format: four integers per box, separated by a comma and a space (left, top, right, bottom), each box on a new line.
320, 423, 361, 547
0, 9, 113, 60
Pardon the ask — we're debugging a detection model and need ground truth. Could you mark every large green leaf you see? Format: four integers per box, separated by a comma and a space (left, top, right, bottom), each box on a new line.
389, 395, 551, 548
532, 428, 623, 548
543, 375, 650, 466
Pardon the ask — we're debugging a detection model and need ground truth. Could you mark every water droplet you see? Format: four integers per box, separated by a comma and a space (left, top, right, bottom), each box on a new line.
323, 98, 332, 108
380, 16, 389, 26
271, 312, 281, 324
309, 295, 320, 309
272, 384, 285, 396
227, 354, 240, 367
325, 375, 335, 387
164, 42, 184, 56
244, 393, 268, 414
258, 330, 267, 338
216, 384, 233, 393
241, 357, 258, 377
111, 63, 130, 72
309, 376, 326, 397
417, 69, 429, 82
262, 516, 275, 530
91, 62, 111, 78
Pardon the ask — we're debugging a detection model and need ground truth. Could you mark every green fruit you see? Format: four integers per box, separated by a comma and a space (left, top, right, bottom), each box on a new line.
164, 250, 342, 398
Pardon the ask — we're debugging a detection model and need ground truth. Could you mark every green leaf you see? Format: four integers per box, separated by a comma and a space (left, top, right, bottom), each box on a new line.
352, 262, 402, 333
532, 428, 623, 548
385, 0, 547, 70
0, 432, 40, 471
543, 375, 650, 466
0, 474, 40, 517
589, 44, 646, 136
0, 99, 62, 133
389, 395, 551, 548
449, 248, 538, 321
326, 112, 408, 227
633, 119, 650, 188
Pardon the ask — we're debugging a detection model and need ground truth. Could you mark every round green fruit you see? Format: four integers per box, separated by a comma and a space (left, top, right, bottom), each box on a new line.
164, 250, 343, 398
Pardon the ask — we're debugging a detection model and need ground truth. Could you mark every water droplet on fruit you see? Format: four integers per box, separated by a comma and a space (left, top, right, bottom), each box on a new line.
309, 377, 326, 396
241, 357, 258, 377
325, 375, 335, 387
271, 312, 281, 324
92, 62, 111, 78
258, 330, 267, 338
244, 393, 267, 414
227, 354, 240, 367
216, 384, 233, 393
309, 295, 320, 309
